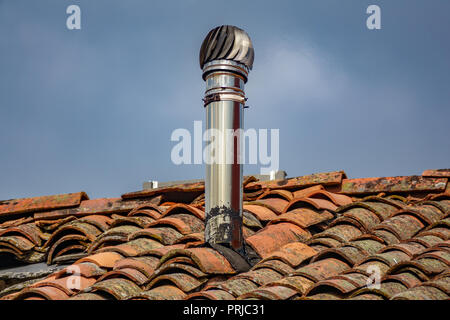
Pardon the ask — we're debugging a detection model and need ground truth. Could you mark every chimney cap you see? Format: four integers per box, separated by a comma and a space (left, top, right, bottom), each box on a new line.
199, 25, 254, 70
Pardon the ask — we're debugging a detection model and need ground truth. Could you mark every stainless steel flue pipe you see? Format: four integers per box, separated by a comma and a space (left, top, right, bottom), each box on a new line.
199, 26, 254, 251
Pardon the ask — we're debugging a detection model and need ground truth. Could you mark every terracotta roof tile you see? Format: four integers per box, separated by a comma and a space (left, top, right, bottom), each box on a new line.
245, 171, 346, 190
293, 258, 350, 282
351, 281, 408, 299
306, 276, 363, 296
303, 190, 353, 207
157, 247, 235, 275
252, 259, 295, 276
257, 189, 294, 201
97, 238, 163, 257
312, 224, 363, 243
186, 289, 235, 300
0, 223, 43, 246
373, 214, 425, 240
311, 245, 368, 266
299, 292, 343, 300
234, 268, 283, 286
129, 227, 183, 245
160, 203, 205, 220
271, 208, 334, 229
131, 285, 186, 300
85, 278, 141, 300
391, 285, 449, 300
246, 223, 311, 258
284, 197, 338, 213
55, 262, 106, 278
238, 285, 298, 300
2, 170, 450, 300
243, 205, 278, 222
112, 257, 158, 278
32, 275, 96, 295
266, 276, 314, 295
258, 242, 317, 268
121, 181, 204, 201
383, 272, 423, 288
422, 169, 450, 178
348, 293, 384, 300
341, 176, 447, 195
76, 252, 124, 268
0, 192, 88, 217
147, 215, 204, 235
153, 263, 206, 281
13, 285, 70, 300
246, 198, 289, 215
208, 278, 258, 297
69, 292, 107, 300
147, 272, 207, 292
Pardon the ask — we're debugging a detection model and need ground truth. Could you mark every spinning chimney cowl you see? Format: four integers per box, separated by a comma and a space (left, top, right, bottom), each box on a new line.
200, 25, 254, 72
199, 25, 254, 253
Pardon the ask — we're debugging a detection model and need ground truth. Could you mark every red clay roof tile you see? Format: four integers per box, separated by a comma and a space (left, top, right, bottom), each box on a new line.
243, 204, 277, 222
0, 192, 88, 217
305, 190, 353, 207
160, 203, 205, 220
267, 276, 314, 295
76, 252, 124, 268
391, 285, 449, 300
132, 285, 186, 300
246, 171, 346, 190
257, 189, 294, 201
158, 247, 235, 275
55, 262, 106, 279
112, 257, 158, 278
246, 198, 289, 215
294, 258, 350, 282
147, 215, 204, 235
283, 198, 338, 213
341, 176, 447, 195
68, 292, 107, 300
234, 268, 283, 286
152, 262, 207, 280
252, 259, 295, 276
129, 227, 182, 245
246, 223, 311, 258
97, 238, 163, 257
121, 181, 204, 200
258, 242, 317, 268
147, 272, 207, 292
270, 208, 334, 229
210, 278, 258, 297
422, 169, 450, 178
0, 223, 42, 246
186, 289, 235, 300
2, 169, 450, 301
14, 285, 70, 300
87, 278, 141, 300
238, 285, 298, 300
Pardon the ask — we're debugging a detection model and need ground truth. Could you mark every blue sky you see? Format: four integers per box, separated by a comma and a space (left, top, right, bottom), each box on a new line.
0, 0, 449, 199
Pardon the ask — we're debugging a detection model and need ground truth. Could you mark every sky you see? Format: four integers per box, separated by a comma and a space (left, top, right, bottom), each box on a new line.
0, 0, 449, 199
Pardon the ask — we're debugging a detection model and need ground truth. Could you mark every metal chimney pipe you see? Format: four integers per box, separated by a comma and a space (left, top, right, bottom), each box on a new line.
199, 26, 254, 252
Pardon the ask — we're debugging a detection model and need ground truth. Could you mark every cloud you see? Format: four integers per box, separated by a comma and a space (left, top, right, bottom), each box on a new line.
247, 37, 351, 112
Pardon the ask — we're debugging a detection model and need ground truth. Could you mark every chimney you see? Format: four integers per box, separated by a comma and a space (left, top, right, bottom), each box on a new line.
199, 26, 254, 252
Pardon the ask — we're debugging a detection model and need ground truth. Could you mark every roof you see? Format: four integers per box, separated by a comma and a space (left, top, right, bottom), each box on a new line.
0, 169, 449, 300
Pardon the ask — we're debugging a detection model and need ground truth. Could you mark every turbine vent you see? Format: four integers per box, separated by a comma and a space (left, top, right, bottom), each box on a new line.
199, 25, 254, 253
199, 25, 254, 71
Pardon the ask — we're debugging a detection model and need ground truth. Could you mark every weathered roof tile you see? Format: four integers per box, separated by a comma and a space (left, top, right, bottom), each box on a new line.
341, 176, 447, 195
